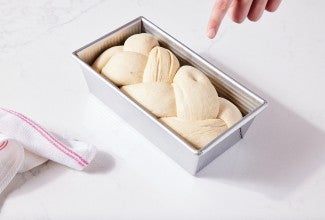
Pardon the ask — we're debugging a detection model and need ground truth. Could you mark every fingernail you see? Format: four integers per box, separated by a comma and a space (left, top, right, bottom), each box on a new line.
207, 28, 216, 39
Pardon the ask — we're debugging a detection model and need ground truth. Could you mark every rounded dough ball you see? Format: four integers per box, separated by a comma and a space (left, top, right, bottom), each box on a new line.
92, 46, 123, 72
173, 66, 219, 120
102, 51, 147, 86
217, 97, 242, 128
123, 33, 159, 56
121, 82, 176, 118
143, 46, 180, 83
160, 117, 228, 149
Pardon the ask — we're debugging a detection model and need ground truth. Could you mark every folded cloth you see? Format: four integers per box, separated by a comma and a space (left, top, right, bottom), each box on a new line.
0, 108, 97, 194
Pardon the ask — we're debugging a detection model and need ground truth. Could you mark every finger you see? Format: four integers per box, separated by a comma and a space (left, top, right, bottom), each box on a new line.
228, 0, 254, 23
265, 0, 282, 12
207, 0, 233, 39
247, 0, 268, 22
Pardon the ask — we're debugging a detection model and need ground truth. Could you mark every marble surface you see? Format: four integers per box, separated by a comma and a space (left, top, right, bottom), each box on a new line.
1, 0, 325, 219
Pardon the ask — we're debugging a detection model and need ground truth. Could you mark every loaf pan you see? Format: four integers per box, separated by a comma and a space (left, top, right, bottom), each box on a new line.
72, 16, 267, 175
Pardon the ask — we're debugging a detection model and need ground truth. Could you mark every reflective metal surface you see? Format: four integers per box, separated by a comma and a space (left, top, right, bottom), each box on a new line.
72, 17, 267, 175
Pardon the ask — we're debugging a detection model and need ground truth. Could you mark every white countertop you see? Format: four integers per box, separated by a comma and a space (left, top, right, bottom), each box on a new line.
1, 0, 325, 219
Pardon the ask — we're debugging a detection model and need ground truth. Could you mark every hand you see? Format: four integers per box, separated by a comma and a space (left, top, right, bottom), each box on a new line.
207, 0, 282, 39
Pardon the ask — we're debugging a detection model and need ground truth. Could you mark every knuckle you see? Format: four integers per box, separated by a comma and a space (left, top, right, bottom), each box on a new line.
208, 20, 218, 28
233, 17, 245, 23
230, 13, 245, 23
266, 6, 276, 12
248, 15, 259, 22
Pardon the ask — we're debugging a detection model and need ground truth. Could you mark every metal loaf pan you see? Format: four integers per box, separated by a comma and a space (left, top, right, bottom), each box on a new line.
72, 17, 267, 175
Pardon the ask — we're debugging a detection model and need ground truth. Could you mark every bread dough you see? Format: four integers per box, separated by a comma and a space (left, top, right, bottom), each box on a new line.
121, 82, 176, 118
94, 33, 243, 149
143, 46, 180, 83
102, 51, 147, 86
173, 66, 220, 120
92, 46, 123, 72
123, 33, 159, 56
217, 97, 242, 128
160, 117, 228, 149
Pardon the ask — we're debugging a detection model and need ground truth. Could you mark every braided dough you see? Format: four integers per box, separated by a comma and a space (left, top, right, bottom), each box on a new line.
92, 33, 242, 149
173, 66, 219, 121
92, 46, 123, 73
121, 82, 176, 118
143, 46, 180, 83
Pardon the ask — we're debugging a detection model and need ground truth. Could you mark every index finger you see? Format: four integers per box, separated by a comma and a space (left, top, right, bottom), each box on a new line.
207, 0, 233, 39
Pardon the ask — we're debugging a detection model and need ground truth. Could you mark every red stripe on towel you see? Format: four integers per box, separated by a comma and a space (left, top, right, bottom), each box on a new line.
0, 140, 9, 150
1, 108, 88, 167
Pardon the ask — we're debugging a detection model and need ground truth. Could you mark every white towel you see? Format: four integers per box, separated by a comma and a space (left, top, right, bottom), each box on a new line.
0, 108, 97, 194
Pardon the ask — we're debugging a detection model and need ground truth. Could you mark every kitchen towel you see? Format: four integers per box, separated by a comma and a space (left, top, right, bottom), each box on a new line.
0, 107, 97, 194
